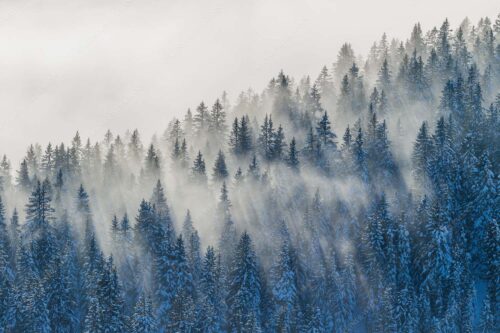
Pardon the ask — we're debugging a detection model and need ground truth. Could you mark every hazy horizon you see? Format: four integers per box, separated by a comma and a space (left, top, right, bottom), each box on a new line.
0, 0, 497, 163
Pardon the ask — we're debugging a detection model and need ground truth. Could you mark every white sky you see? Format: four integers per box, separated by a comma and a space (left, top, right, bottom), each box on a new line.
0, 0, 497, 163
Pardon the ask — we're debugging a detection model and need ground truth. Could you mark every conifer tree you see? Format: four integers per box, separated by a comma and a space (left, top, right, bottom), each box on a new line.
239, 115, 253, 155
182, 210, 201, 282
352, 128, 369, 182
229, 117, 240, 155
271, 239, 300, 332
16, 159, 31, 191
144, 144, 161, 182
377, 58, 392, 91
192, 151, 207, 183
170, 137, 181, 163
227, 232, 262, 332
258, 114, 275, 160
209, 98, 227, 145
131, 294, 157, 333
199, 246, 224, 332
150, 180, 174, 241
212, 150, 229, 181
169, 237, 196, 332
194, 102, 210, 135
316, 111, 337, 150
248, 154, 260, 180
412, 122, 434, 187
286, 137, 300, 170
302, 127, 321, 166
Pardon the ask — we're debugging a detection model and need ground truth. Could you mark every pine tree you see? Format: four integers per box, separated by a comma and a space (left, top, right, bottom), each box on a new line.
183, 108, 194, 139
286, 137, 300, 170
377, 58, 392, 91
239, 115, 253, 155
352, 128, 369, 182
272, 124, 286, 160
165, 118, 184, 147
483, 198, 499, 318
337, 74, 351, 114
234, 167, 244, 184
170, 137, 181, 163
271, 239, 300, 332
0, 155, 11, 188
41, 143, 55, 177
418, 200, 453, 320
199, 246, 224, 332
248, 154, 260, 180
150, 180, 174, 241
84, 257, 126, 333
169, 237, 196, 332
8, 208, 19, 261
25, 144, 40, 178
144, 144, 161, 182
192, 151, 207, 183
212, 150, 229, 181
131, 294, 157, 333
103, 145, 117, 181
316, 111, 337, 150
342, 125, 352, 151
302, 127, 321, 166
47, 253, 79, 333
194, 102, 210, 135
273, 71, 294, 119
334, 43, 356, 82
182, 210, 201, 283
0, 197, 10, 262
128, 129, 144, 165
370, 120, 399, 185
219, 213, 237, 274
209, 98, 227, 145
134, 200, 165, 258
258, 114, 275, 160
27, 280, 52, 333
229, 117, 240, 155
412, 121, 434, 184
16, 159, 31, 191
0, 237, 13, 332
308, 83, 324, 118
227, 232, 262, 332
25, 179, 55, 266
315, 65, 335, 107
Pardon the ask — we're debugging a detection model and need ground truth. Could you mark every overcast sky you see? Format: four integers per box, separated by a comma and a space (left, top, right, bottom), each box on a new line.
0, 0, 497, 163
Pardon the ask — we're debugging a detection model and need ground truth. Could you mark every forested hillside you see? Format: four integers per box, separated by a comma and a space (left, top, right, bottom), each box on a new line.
0, 15, 498, 333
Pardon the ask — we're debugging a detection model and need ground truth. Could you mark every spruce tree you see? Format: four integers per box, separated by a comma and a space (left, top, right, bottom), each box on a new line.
131, 294, 157, 333
16, 159, 31, 191
271, 239, 300, 332
229, 117, 240, 155
316, 111, 337, 150
258, 114, 275, 160
272, 124, 286, 160
192, 151, 207, 183
193, 101, 210, 135
239, 115, 253, 155
199, 246, 224, 332
227, 232, 262, 332
286, 137, 300, 170
212, 150, 229, 181
209, 99, 227, 145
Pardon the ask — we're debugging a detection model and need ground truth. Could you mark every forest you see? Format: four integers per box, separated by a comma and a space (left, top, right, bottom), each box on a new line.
0, 14, 498, 333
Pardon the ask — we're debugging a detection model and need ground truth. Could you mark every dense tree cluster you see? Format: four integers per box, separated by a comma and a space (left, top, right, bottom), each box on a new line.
0, 15, 499, 332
